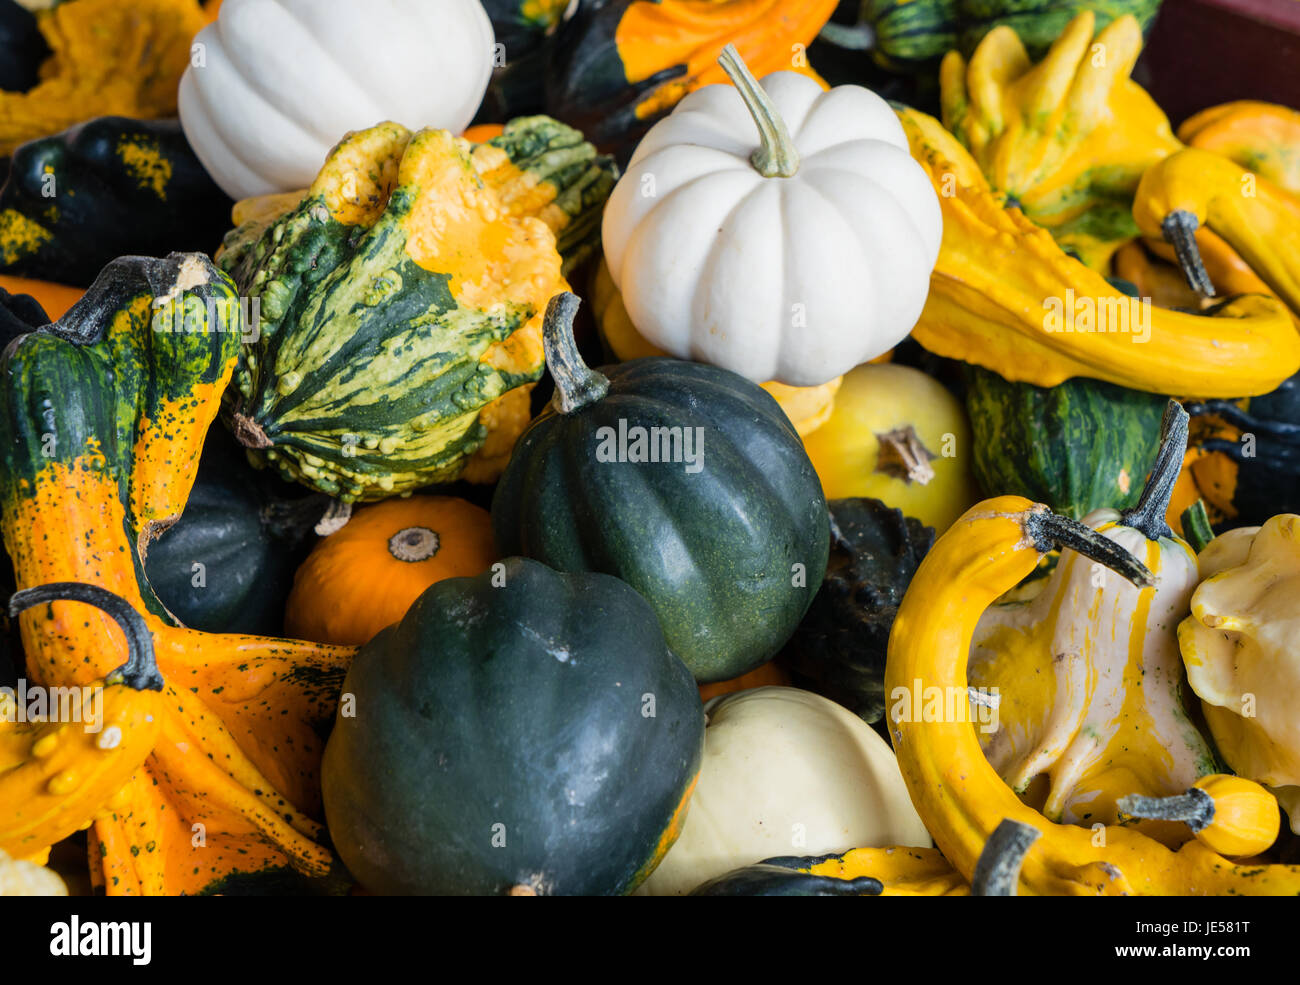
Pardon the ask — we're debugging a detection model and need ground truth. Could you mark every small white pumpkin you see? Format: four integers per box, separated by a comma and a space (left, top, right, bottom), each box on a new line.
637, 686, 930, 896
179, 0, 495, 200
601, 45, 941, 388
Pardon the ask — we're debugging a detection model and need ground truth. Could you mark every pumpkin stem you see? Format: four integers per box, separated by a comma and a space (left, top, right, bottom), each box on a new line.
1024, 510, 1154, 588
1180, 500, 1215, 554
1162, 210, 1215, 297
874, 426, 936, 484
1121, 400, 1189, 543
8, 583, 162, 692
544, 292, 610, 415
972, 818, 1041, 896
717, 44, 800, 179
1118, 787, 1215, 833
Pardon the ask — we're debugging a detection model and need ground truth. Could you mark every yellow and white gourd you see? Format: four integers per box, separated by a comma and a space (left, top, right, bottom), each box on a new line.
967, 403, 1219, 843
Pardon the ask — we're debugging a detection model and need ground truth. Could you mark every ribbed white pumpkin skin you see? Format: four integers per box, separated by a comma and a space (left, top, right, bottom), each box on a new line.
601, 73, 942, 388
637, 687, 930, 896
179, 0, 494, 200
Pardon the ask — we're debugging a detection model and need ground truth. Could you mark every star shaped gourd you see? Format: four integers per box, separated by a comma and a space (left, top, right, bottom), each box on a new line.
0, 253, 355, 894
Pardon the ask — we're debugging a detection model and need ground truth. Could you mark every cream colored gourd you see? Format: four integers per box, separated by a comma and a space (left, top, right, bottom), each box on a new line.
601, 45, 941, 388
1179, 514, 1300, 833
178, 0, 494, 199
637, 687, 930, 896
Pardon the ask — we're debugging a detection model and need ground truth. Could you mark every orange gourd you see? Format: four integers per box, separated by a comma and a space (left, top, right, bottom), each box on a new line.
285, 497, 498, 646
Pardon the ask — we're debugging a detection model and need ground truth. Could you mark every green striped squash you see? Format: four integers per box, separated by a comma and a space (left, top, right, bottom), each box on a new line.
965, 366, 1168, 520
864, 0, 959, 73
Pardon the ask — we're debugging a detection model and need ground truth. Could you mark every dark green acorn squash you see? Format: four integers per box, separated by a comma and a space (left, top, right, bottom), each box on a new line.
1185, 372, 1300, 527
690, 855, 883, 896
779, 498, 934, 724
0, 116, 232, 286
492, 294, 830, 683
144, 427, 326, 636
321, 555, 704, 896
965, 365, 1168, 520
0, 0, 47, 93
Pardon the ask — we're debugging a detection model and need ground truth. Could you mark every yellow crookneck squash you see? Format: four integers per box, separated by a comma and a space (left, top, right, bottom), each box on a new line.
939, 12, 1180, 271
1133, 147, 1300, 319
0, 0, 211, 155
967, 403, 1217, 845
1178, 101, 1300, 198
896, 105, 1300, 399
589, 258, 844, 438
1179, 514, 1300, 835
0, 253, 355, 895
884, 412, 1300, 894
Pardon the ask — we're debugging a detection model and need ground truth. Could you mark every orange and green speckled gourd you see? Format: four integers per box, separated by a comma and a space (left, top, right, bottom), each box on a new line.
0, 253, 355, 895
217, 121, 580, 499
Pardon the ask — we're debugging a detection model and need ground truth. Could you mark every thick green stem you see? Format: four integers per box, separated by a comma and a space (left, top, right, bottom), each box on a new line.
9, 583, 162, 691
1121, 400, 1189, 542
1180, 500, 1215, 554
717, 43, 800, 179
1024, 511, 1154, 588
1118, 787, 1215, 833
1162, 210, 1215, 297
972, 818, 1041, 896
544, 292, 609, 415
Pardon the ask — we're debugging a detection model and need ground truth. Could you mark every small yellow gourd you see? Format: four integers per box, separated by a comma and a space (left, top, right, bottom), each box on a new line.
1118, 775, 1281, 859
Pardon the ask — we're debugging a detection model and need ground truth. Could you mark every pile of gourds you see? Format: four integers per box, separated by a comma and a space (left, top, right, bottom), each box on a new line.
2, 0, 1300, 897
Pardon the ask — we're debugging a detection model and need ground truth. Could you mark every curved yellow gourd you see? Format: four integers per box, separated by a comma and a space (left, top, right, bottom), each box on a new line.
968, 509, 1213, 845
898, 106, 1300, 398
1133, 148, 1300, 318
886, 492, 1300, 894
940, 12, 1180, 270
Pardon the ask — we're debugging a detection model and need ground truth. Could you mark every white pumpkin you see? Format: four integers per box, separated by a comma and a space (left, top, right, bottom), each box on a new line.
179, 0, 495, 200
637, 687, 930, 896
601, 45, 941, 388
